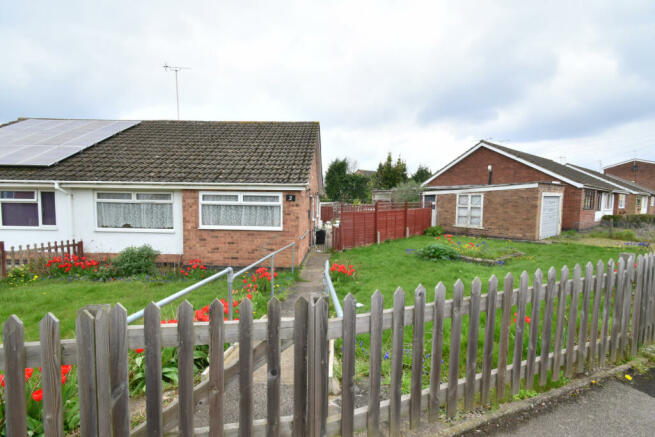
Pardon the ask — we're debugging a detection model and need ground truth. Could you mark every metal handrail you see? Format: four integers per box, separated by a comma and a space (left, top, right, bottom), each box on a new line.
127, 240, 298, 323
323, 260, 343, 318
127, 267, 233, 323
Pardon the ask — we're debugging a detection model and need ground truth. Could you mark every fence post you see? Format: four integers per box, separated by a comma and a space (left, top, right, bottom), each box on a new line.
404, 201, 409, 238
0, 241, 6, 278
227, 271, 234, 320
375, 202, 380, 245
270, 254, 275, 297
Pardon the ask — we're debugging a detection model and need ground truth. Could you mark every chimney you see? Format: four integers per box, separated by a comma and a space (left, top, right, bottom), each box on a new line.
488, 165, 493, 184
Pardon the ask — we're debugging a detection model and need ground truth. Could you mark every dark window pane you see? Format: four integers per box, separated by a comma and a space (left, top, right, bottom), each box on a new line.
1, 191, 35, 199
2, 203, 39, 226
41, 192, 56, 225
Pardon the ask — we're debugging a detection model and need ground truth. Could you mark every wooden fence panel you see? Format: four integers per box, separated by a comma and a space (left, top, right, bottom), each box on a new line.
611, 258, 626, 362
577, 263, 593, 373
144, 303, 163, 436
538, 268, 556, 386
390, 288, 405, 435
4, 316, 27, 436
552, 266, 569, 381
632, 256, 645, 356
496, 273, 513, 399
267, 297, 282, 437
447, 280, 464, 417
76, 310, 98, 436
178, 301, 195, 437
620, 258, 635, 357
526, 269, 542, 389
601, 259, 615, 367
40, 313, 63, 437
410, 286, 426, 428
342, 295, 356, 437
239, 298, 254, 437
293, 298, 308, 437
94, 309, 112, 437
209, 299, 225, 437
429, 283, 446, 419
589, 260, 604, 368
481, 275, 497, 406
465, 279, 481, 409
368, 291, 383, 435
512, 272, 529, 395
109, 304, 130, 437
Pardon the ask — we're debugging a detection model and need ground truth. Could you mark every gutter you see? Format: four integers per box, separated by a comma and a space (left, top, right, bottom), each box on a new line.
0, 180, 309, 191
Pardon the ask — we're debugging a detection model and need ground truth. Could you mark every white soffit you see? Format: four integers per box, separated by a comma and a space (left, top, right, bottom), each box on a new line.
0, 119, 140, 166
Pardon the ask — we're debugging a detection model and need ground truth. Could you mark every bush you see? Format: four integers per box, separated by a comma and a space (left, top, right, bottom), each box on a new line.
601, 214, 655, 228
416, 244, 458, 262
112, 245, 159, 276
424, 225, 444, 237
5, 266, 39, 287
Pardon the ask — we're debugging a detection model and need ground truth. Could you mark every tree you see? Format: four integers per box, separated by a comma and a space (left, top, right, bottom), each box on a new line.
391, 180, 421, 202
324, 158, 371, 202
411, 165, 432, 183
373, 153, 408, 189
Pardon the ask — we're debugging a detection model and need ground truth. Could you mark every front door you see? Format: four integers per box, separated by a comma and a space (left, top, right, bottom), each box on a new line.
424, 194, 437, 226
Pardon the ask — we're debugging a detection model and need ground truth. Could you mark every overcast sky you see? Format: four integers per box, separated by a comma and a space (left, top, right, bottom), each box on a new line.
2, 1, 654, 174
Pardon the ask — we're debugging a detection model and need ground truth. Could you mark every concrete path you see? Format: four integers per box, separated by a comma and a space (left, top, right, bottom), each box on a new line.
193, 250, 331, 426
489, 375, 655, 437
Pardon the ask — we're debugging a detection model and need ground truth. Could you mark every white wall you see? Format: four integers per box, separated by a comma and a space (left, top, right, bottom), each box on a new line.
0, 188, 184, 254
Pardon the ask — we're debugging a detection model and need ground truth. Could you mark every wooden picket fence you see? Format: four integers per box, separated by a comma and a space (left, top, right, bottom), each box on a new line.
0, 239, 84, 278
1, 252, 654, 436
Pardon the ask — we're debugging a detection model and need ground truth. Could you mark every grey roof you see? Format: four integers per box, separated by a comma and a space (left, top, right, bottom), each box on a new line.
568, 164, 654, 194
0, 119, 321, 185
482, 140, 617, 191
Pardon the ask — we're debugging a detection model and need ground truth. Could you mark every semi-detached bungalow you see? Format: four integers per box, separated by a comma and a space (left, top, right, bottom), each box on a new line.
420, 140, 654, 241
0, 118, 323, 267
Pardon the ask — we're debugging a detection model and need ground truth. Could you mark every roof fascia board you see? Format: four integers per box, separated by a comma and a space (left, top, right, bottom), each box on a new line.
603, 158, 655, 169
0, 180, 308, 191
564, 165, 634, 194
422, 183, 539, 195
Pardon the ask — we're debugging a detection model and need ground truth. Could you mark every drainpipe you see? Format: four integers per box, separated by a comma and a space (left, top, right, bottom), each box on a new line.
52, 181, 75, 240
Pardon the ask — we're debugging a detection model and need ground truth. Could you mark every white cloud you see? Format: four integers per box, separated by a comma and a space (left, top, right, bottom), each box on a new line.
1, 0, 654, 174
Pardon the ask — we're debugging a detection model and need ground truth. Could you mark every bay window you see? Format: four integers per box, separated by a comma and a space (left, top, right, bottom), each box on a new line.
199, 192, 283, 230
0, 190, 56, 227
96, 192, 173, 230
456, 193, 483, 227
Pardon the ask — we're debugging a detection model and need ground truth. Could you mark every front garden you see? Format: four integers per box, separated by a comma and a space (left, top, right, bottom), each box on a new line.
328, 233, 652, 403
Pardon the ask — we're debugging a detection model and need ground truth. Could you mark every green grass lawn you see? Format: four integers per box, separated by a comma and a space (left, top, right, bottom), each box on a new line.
0, 272, 296, 341
330, 235, 651, 399
330, 235, 649, 308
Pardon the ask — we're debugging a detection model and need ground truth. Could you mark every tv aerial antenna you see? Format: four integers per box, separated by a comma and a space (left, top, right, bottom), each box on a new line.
163, 64, 191, 120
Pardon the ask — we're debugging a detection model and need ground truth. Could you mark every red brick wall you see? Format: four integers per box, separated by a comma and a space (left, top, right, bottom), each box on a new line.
605, 161, 655, 191
427, 146, 592, 230
435, 183, 565, 240
436, 187, 539, 240
182, 189, 310, 268
427, 147, 559, 186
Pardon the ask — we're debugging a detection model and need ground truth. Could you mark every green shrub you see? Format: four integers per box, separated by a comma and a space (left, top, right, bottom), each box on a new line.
424, 225, 444, 237
112, 245, 159, 277
601, 214, 655, 228
5, 265, 39, 287
416, 244, 458, 261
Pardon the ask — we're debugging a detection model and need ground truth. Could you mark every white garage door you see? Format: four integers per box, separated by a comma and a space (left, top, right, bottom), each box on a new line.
540, 195, 561, 239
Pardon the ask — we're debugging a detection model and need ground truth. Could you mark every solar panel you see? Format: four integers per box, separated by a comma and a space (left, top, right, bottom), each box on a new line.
0, 119, 140, 166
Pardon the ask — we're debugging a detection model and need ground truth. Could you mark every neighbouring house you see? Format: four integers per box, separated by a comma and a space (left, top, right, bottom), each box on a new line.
420, 140, 641, 240
354, 169, 376, 178
566, 164, 655, 216
604, 159, 655, 192
0, 118, 323, 267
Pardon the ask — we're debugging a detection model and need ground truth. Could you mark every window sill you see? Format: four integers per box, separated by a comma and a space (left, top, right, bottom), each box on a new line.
198, 225, 283, 232
95, 228, 176, 234
454, 224, 484, 230
0, 226, 58, 231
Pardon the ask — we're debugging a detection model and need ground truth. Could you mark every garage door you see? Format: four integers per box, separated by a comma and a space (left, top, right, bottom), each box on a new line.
540, 195, 561, 239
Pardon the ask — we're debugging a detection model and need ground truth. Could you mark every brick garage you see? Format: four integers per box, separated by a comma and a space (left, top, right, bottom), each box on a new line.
422, 141, 630, 231
426, 183, 564, 240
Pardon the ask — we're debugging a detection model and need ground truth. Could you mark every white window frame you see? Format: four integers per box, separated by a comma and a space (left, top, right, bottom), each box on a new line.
0, 189, 57, 230
618, 194, 626, 209
455, 193, 484, 228
651, 196, 654, 207
94, 191, 174, 233
602, 192, 613, 210
198, 191, 283, 231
